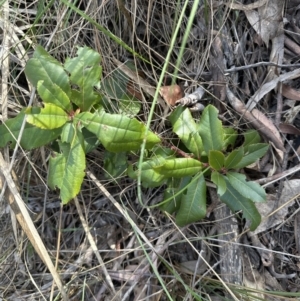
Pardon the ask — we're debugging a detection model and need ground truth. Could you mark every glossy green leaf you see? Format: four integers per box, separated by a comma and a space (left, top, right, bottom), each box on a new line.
26, 103, 69, 129
119, 95, 141, 117
243, 129, 261, 151
60, 122, 77, 144
69, 87, 101, 112
48, 126, 86, 204
150, 145, 175, 158
161, 187, 182, 214
25, 45, 71, 96
209, 150, 225, 171
169, 106, 203, 157
131, 157, 166, 188
104, 151, 127, 179
211, 171, 226, 196
176, 174, 207, 226
101, 68, 127, 100
64, 46, 101, 86
226, 172, 266, 202
224, 147, 244, 169
198, 105, 223, 153
37, 80, 72, 112
233, 144, 269, 169
81, 128, 99, 153
161, 177, 190, 213
154, 158, 202, 178
76, 111, 160, 152
220, 178, 261, 231
64, 46, 102, 111
0, 109, 61, 150
223, 127, 238, 149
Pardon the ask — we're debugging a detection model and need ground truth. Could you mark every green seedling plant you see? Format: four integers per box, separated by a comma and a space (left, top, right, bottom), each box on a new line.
130, 105, 268, 230
0, 46, 268, 230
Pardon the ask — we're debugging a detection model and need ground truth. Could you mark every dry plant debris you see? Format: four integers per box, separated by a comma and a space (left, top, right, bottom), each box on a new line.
1, 0, 300, 300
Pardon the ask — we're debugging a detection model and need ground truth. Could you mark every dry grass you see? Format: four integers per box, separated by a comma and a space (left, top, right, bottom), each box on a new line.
1, 0, 300, 300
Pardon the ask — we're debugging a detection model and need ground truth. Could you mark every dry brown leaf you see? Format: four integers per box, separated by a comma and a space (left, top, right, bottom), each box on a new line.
245, 1, 283, 47
126, 69, 146, 101
251, 109, 284, 160
178, 260, 207, 275
282, 84, 300, 101
251, 109, 281, 141
295, 211, 300, 254
253, 180, 300, 234
226, 88, 285, 154
159, 85, 184, 106
108, 265, 144, 282
285, 36, 300, 56
279, 123, 300, 135
267, 33, 284, 81
226, 0, 267, 10
246, 68, 300, 111
126, 81, 144, 101
113, 58, 167, 110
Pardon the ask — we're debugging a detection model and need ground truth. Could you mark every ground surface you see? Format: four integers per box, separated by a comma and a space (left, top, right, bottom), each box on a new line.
1, 1, 300, 300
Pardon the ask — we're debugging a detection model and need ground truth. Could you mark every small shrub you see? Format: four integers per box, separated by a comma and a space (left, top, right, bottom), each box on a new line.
0, 46, 268, 230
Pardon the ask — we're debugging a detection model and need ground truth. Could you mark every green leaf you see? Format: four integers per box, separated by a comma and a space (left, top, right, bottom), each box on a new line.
61, 122, 76, 144
233, 144, 269, 169
64, 46, 102, 111
211, 171, 226, 196
176, 174, 207, 226
25, 45, 71, 96
104, 151, 127, 179
69, 88, 101, 112
119, 95, 141, 117
81, 128, 100, 153
64, 46, 101, 87
198, 105, 223, 153
161, 177, 190, 214
224, 147, 244, 169
150, 145, 175, 158
76, 111, 160, 152
161, 187, 182, 214
48, 126, 86, 204
243, 129, 261, 151
101, 68, 127, 99
37, 80, 72, 112
26, 103, 69, 129
226, 172, 266, 202
71, 89, 101, 112
0, 109, 61, 149
153, 158, 202, 178
169, 107, 203, 158
223, 127, 238, 149
220, 179, 261, 231
209, 150, 225, 171
134, 157, 166, 188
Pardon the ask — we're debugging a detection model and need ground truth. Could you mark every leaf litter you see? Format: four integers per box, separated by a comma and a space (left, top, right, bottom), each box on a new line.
2, 0, 300, 300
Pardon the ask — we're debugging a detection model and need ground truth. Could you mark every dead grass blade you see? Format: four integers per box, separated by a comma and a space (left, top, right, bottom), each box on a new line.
73, 196, 118, 299
0, 152, 68, 301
